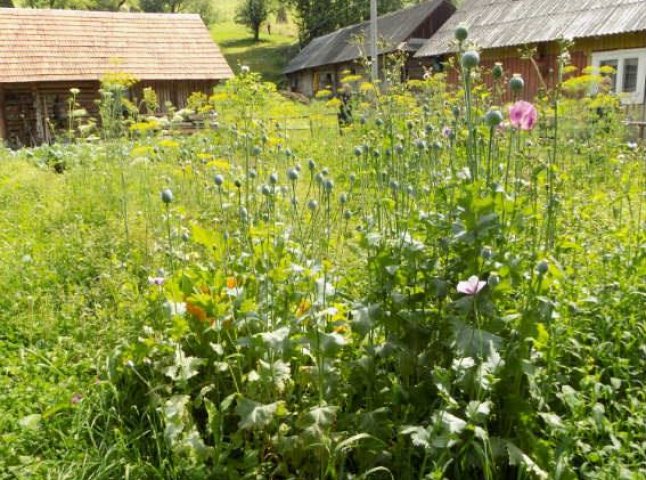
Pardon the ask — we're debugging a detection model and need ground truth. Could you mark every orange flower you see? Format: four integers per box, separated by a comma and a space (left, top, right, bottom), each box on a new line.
296, 299, 311, 316
226, 277, 237, 289
333, 324, 349, 334
186, 302, 208, 322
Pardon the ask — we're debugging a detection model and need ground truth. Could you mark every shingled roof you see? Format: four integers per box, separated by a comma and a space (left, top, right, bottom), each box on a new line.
416, 0, 646, 58
0, 8, 233, 83
284, 0, 454, 75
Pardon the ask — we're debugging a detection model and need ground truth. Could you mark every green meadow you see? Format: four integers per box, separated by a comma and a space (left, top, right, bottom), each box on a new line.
0, 54, 644, 479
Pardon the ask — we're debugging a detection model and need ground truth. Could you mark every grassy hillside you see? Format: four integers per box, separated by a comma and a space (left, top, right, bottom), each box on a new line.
210, 0, 299, 85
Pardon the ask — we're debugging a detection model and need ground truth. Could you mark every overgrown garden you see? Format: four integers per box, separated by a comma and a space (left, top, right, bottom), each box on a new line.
0, 43, 644, 480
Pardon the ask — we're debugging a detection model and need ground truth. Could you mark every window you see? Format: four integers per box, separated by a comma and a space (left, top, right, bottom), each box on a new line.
599, 59, 618, 91
591, 48, 646, 104
622, 58, 638, 93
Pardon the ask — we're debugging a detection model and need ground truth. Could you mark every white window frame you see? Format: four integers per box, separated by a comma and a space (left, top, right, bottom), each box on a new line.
591, 48, 646, 105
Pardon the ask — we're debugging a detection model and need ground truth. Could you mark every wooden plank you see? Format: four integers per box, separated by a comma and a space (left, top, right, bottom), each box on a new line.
0, 88, 6, 141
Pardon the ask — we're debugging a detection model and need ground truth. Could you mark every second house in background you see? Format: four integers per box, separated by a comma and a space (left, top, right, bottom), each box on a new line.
284, 0, 455, 97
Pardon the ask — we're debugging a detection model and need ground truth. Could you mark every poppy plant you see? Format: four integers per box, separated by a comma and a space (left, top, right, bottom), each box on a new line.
509, 101, 538, 131
457, 276, 487, 296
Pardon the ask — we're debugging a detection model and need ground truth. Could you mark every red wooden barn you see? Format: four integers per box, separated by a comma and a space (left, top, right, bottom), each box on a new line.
416, 0, 646, 122
0, 8, 233, 147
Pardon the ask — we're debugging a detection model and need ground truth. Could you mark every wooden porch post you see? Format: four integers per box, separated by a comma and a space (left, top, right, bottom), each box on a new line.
0, 87, 6, 142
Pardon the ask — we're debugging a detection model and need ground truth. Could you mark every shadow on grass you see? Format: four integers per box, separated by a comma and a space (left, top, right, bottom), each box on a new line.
219, 37, 273, 49
224, 41, 300, 85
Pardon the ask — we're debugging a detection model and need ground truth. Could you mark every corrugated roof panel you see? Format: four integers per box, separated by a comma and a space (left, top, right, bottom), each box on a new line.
0, 8, 233, 83
285, 0, 454, 74
416, 0, 646, 57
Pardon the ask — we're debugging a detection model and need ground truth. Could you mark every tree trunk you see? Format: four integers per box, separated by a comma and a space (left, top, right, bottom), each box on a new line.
276, 5, 287, 23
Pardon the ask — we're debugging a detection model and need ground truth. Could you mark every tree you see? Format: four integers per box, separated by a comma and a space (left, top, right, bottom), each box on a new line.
235, 0, 269, 42
0, 0, 14, 7
139, 0, 216, 25
139, 0, 184, 13
282, 0, 410, 46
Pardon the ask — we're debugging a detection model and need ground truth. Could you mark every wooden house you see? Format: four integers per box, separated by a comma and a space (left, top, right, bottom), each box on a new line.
0, 8, 233, 147
284, 0, 456, 97
415, 0, 646, 122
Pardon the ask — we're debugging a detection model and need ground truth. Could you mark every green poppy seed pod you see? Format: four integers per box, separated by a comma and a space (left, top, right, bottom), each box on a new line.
509, 74, 525, 92
481, 246, 493, 259
488, 274, 500, 287
343, 210, 352, 220
492, 62, 504, 80
239, 206, 248, 221
261, 185, 271, 196
461, 50, 480, 70
324, 178, 334, 193
161, 188, 173, 204
249, 169, 257, 179
252, 146, 261, 156
349, 173, 356, 184
234, 179, 242, 189
269, 172, 278, 185
484, 109, 504, 128
322, 167, 329, 176
214, 174, 224, 187
307, 199, 318, 211
181, 232, 190, 242
375, 118, 384, 127
288, 168, 299, 181
452, 105, 461, 117
454, 24, 469, 42
353, 146, 363, 157
339, 192, 348, 205
537, 260, 549, 275
395, 143, 404, 154
308, 158, 316, 170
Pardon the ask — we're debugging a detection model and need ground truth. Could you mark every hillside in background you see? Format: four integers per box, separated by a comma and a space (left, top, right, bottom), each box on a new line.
210, 0, 299, 85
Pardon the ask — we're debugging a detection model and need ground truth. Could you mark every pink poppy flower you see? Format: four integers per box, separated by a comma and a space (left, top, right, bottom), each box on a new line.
457, 276, 487, 296
508, 101, 538, 131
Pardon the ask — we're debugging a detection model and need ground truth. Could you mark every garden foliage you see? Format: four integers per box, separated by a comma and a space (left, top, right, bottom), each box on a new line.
0, 47, 644, 480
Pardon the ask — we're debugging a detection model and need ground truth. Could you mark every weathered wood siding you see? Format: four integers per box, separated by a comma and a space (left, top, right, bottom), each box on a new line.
409, 0, 455, 40
0, 79, 221, 147
0, 81, 99, 147
131, 80, 217, 111
419, 32, 646, 107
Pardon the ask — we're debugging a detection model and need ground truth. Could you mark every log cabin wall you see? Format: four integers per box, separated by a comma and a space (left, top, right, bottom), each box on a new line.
131, 80, 218, 113
0, 79, 222, 148
1, 81, 100, 148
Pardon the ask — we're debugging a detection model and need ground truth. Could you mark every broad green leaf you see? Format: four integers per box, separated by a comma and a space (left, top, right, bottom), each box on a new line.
507, 441, 548, 479
236, 397, 286, 430
164, 347, 204, 382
